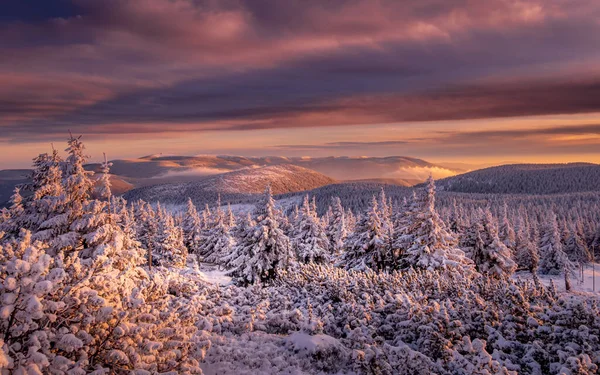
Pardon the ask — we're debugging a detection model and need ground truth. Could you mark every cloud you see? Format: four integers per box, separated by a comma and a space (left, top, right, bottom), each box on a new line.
433, 123, 600, 144
275, 141, 410, 150
1, 0, 600, 143
154, 167, 231, 179
385, 166, 458, 180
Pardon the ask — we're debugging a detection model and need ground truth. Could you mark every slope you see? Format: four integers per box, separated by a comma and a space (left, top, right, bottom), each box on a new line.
435, 163, 600, 194
123, 164, 337, 206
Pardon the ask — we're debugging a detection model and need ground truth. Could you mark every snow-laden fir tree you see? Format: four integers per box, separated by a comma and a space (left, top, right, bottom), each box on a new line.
95, 153, 112, 201
0, 136, 208, 373
538, 212, 576, 276
459, 209, 484, 260
499, 202, 516, 254
223, 212, 254, 271
564, 223, 592, 265
293, 195, 331, 264
564, 222, 591, 281
326, 197, 347, 256
341, 195, 390, 271
345, 208, 356, 233
378, 188, 392, 225
0, 148, 64, 240
471, 209, 517, 278
226, 203, 236, 228
448, 199, 464, 234
200, 203, 236, 265
182, 197, 202, 253
514, 223, 539, 273
153, 205, 188, 268
392, 191, 419, 264
397, 176, 474, 272
226, 185, 294, 284
201, 203, 212, 229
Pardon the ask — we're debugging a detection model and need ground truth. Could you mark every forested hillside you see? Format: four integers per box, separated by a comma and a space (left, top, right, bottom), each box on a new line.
436, 163, 600, 194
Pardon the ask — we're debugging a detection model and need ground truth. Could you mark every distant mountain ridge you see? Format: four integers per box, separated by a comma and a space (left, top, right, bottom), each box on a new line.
86, 154, 459, 181
435, 163, 600, 194
123, 164, 336, 206
1, 154, 454, 206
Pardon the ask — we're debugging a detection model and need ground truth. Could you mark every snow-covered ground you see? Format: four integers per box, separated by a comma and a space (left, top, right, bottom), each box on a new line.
514, 263, 600, 295
197, 263, 233, 286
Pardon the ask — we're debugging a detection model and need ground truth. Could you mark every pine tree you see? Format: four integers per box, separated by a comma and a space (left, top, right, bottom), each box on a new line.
326, 197, 347, 256
564, 224, 592, 265
539, 212, 576, 276
226, 185, 294, 284
226, 203, 236, 228
341, 195, 390, 271
591, 224, 600, 259
0, 137, 207, 373
515, 225, 539, 273
153, 207, 188, 268
224, 212, 254, 271
460, 209, 484, 260
293, 195, 331, 264
448, 199, 463, 234
471, 209, 517, 278
95, 153, 113, 201
499, 202, 516, 254
398, 176, 474, 272
201, 203, 212, 230
200, 203, 236, 265
182, 198, 202, 253
392, 191, 419, 263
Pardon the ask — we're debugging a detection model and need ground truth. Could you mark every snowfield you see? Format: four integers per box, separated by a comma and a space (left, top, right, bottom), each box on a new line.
515, 263, 600, 295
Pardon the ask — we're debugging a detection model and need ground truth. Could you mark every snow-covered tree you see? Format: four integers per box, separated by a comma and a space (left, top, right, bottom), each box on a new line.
326, 197, 347, 256
153, 206, 187, 268
539, 212, 576, 276
499, 202, 516, 254
0, 137, 207, 373
293, 195, 330, 264
226, 185, 294, 284
182, 197, 202, 253
514, 224, 539, 273
471, 209, 517, 278
201, 203, 212, 230
448, 199, 464, 234
397, 176, 474, 273
95, 152, 113, 201
341, 195, 390, 271
591, 224, 600, 259
564, 224, 592, 265
200, 204, 236, 265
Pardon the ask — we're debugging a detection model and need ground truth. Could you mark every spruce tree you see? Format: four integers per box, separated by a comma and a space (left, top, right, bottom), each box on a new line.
153, 206, 187, 268
342, 195, 390, 271
226, 185, 293, 284
539, 212, 576, 276
200, 203, 236, 265
471, 209, 517, 278
293, 195, 331, 264
515, 225, 539, 273
398, 176, 473, 273
325, 197, 347, 257
499, 202, 516, 254
181, 198, 202, 253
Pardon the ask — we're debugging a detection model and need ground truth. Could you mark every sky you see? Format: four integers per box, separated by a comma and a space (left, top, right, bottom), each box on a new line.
1, 0, 600, 168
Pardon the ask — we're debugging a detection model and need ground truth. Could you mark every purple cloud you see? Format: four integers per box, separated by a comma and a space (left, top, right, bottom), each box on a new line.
0, 0, 600, 142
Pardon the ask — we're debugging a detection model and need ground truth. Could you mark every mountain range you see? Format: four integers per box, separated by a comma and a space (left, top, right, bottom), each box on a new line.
0, 155, 458, 205
2, 154, 600, 209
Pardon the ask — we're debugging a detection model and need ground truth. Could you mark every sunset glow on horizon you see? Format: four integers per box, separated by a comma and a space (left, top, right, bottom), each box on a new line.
1, 0, 600, 168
